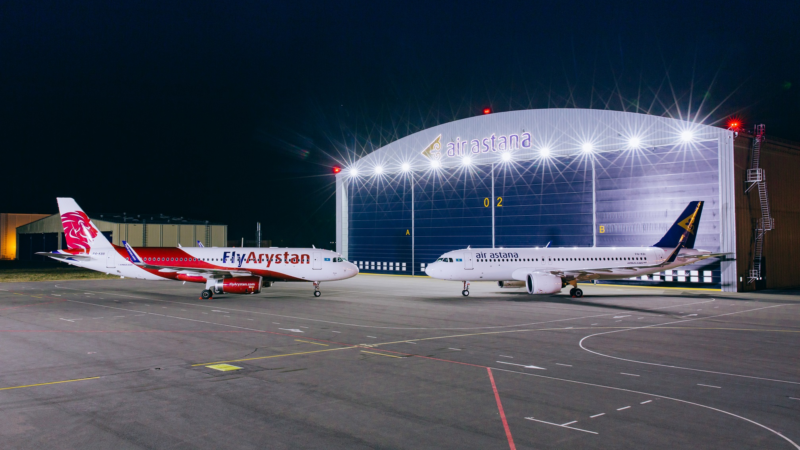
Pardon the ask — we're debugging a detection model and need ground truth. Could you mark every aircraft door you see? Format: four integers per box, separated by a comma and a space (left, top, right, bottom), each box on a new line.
312, 252, 322, 270
106, 253, 116, 268
464, 252, 473, 270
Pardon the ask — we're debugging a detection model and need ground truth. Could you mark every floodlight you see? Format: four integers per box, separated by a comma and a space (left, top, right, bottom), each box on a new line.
400, 162, 411, 172
628, 136, 641, 149
540, 147, 551, 157
349, 168, 359, 177
463, 156, 472, 166
680, 130, 694, 143
581, 142, 593, 153
374, 165, 384, 175
430, 159, 441, 169
500, 152, 512, 162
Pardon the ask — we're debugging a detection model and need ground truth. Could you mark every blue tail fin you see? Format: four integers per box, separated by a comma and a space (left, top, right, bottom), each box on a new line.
654, 201, 704, 249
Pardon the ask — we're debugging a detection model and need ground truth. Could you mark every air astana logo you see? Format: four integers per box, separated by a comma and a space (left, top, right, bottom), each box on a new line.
421, 135, 443, 160
61, 211, 98, 252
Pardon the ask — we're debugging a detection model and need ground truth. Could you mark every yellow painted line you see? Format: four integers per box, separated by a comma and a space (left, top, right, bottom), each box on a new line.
0, 376, 99, 391
361, 350, 404, 359
192, 346, 357, 366
295, 339, 329, 346
206, 364, 242, 372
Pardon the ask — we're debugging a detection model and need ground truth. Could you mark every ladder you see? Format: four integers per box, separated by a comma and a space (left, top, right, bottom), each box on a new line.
746, 125, 773, 283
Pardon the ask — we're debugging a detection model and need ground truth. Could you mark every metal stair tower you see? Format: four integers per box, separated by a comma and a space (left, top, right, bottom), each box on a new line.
745, 124, 773, 283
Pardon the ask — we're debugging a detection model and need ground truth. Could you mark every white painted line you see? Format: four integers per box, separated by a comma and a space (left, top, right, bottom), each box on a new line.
366, 336, 377, 338
331, 331, 341, 333
300, 326, 309, 329
279, 328, 304, 333
496, 361, 546, 370
591, 323, 598, 326
698, 384, 721, 389
59, 318, 75, 322
561, 420, 577, 426
641, 400, 652, 404
272, 322, 280, 324
555, 363, 572, 367
621, 373, 640, 377
499, 355, 514, 358
246, 318, 254, 321
590, 413, 605, 418
524, 417, 597, 435
613, 315, 630, 319
448, 348, 461, 351
406, 341, 416, 344
617, 406, 631, 411
789, 397, 800, 401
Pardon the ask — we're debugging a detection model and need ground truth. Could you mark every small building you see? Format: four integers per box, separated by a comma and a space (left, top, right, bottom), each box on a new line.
0, 214, 50, 259
14, 213, 227, 261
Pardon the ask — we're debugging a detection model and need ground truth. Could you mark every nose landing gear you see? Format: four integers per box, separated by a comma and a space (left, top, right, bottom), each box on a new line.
462, 281, 470, 297
201, 290, 213, 300
569, 288, 584, 298
313, 281, 321, 297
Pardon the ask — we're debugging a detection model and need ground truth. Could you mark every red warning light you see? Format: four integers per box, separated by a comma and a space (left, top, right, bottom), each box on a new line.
483, 108, 491, 115
727, 118, 742, 131
332, 166, 342, 174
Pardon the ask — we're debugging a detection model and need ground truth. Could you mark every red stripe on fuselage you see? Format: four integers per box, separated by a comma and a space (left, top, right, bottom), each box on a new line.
112, 245, 305, 282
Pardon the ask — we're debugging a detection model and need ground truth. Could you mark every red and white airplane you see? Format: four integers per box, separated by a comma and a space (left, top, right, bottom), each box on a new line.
39, 198, 359, 298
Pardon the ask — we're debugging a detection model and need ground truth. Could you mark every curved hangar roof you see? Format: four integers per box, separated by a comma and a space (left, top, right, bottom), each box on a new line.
339, 108, 732, 175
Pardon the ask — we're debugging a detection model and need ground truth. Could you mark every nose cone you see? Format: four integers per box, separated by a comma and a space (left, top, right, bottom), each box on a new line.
347, 262, 359, 278
424, 262, 441, 278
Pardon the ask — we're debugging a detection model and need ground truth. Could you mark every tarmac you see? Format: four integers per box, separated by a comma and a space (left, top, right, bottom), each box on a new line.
0, 275, 798, 449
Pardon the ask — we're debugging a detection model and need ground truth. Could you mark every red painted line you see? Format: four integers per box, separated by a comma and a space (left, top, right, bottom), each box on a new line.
487, 367, 516, 450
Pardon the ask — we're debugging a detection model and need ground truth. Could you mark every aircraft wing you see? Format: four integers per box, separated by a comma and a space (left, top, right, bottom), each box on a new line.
122, 241, 251, 279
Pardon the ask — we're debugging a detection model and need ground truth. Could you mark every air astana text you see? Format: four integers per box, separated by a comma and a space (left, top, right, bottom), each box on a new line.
223, 251, 311, 268
475, 251, 519, 259
446, 132, 532, 157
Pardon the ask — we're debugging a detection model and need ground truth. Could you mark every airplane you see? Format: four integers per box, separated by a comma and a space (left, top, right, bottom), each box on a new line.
424, 201, 727, 297
37, 198, 359, 298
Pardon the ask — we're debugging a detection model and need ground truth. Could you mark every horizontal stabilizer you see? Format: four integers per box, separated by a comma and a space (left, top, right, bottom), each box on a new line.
35, 251, 92, 261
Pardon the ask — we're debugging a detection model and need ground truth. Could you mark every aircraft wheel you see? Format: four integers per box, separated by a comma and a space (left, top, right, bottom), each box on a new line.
201, 290, 213, 300
574, 288, 583, 298
314, 291, 321, 298
462, 290, 469, 297
569, 288, 576, 297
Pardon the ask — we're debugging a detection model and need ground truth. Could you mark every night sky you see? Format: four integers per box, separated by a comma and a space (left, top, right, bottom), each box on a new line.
3, 1, 798, 247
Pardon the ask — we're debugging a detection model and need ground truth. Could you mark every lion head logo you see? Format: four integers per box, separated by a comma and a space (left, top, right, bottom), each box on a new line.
61, 211, 99, 252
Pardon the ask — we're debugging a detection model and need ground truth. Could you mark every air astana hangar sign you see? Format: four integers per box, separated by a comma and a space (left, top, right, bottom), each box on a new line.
421, 132, 533, 160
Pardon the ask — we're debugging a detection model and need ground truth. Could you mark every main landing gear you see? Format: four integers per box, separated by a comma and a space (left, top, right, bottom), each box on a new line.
313, 281, 321, 297
569, 287, 583, 298
462, 281, 470, 297
201, 289, 213, 300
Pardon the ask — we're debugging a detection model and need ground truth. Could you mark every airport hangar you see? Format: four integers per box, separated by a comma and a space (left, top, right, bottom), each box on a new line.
335, 108, 800, 293
10, 213, 227, 261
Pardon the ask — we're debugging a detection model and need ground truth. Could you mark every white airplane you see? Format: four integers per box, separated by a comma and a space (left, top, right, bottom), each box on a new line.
424, 201, 726, 297
38, 198, 358, 298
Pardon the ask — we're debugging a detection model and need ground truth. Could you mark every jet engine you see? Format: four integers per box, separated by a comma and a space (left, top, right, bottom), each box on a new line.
211, 276, 263, 295
525, 273, 563, 295
498, 280, 525, 288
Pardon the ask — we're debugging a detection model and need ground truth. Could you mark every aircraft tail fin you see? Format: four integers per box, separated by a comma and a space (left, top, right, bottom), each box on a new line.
197, 240, 204, 248
56, 198, 114, 252
654, 201, 704, 249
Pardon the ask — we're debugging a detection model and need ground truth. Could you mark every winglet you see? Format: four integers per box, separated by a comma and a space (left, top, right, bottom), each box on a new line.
123, 241, 143, 264
197, 240, 204, 248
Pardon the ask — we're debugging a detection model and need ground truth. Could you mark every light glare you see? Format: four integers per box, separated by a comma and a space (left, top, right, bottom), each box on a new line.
374, 165, 383, 175
628, 136, 641, 148
349, 168, 359, 177
430, 159, 441, 169
501, 152, 512, 162
462, 156, 472, 166
540, 147, 551, 157
680, 130, 694, 142
400, 162, 411, 172
582, 142, 593, 153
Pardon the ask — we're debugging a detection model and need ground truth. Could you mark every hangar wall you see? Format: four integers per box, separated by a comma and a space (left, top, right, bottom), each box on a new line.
0, 214, 49, 259
337, 109, 737, 291
15, 213, 227, 261
735, 135, 800, 291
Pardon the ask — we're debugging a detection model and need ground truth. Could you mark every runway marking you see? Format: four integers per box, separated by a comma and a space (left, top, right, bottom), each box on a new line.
495, 367, 800, 449
195, 347, 356, 366
789, 397, 800, 401
0, 376, 99, 391
620, 373, 640, 377
561, 420, 577, 426
206, 364, 242, 372
555, 363, 572, 367
331, 331, 341, 333
590, 413, 605, 418
366, 336, 377, 338
524, 417, 597, 435
361, 351, 403, 359
698, 384, 721, 388
295, 339, 328, 346
279, 328, 303, 333
448, 348, 461, 351
613, 315, 631, 319
499, 355, 514, 358
579, 303, 800, 385
641, 400, 652, 404
60, 318, 76, 322
496, 361, 545, 370
617, 406, 631, 411
487, 368, 516, 449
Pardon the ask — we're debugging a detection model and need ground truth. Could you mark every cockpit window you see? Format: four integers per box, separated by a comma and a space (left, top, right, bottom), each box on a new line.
448, 258, 454, 262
